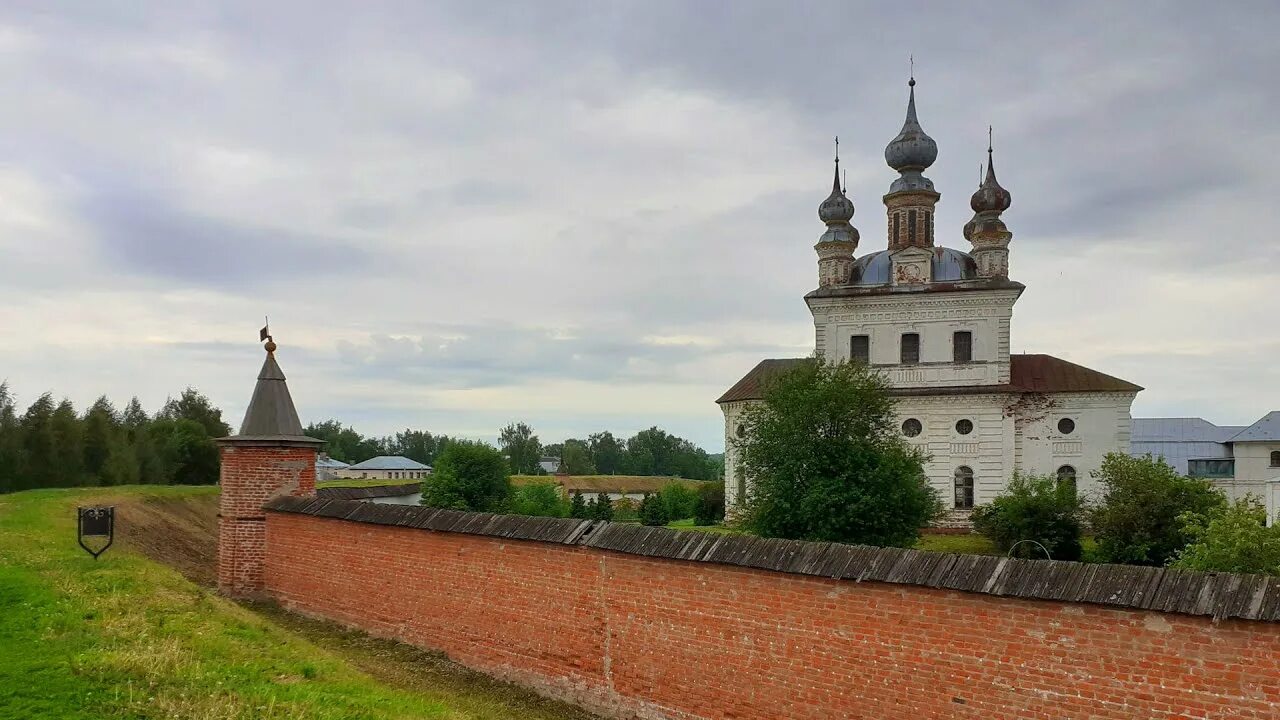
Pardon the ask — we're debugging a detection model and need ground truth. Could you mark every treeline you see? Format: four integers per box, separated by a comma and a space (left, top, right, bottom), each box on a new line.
305, 420, 723, 481
0, 382, 230, 493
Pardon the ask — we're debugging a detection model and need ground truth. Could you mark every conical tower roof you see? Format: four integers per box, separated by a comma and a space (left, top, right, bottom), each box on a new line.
229, 339, 323, 444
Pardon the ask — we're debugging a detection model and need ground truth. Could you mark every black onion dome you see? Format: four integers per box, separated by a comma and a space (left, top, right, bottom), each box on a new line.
970, 148, 1011, 213
884, 79, 938, 174
818, 163, 854, 224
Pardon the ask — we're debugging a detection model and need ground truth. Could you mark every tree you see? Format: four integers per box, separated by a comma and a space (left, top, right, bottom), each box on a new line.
1090, 453, 1226, 566
82, 396, 119, 483
510, 480, 569, 517
152, 418, 220, 485
658, 481, 697, 521
593, 492, 614, 521
159, 388, 231, 438
693, 482, 725, 526
639, 492, 669, 526
971, 472, 1085, 561
570, 491, 588, 519
560, 439, 596, 475
18, 393, 58, 490
736, 359, 940, 547
0, 382, 22, 494
499, 422, 542, 475
587, 431, 625, 475
1172, 497, 1280, 575
51, 399, 85, 486
420, 440, 511, 512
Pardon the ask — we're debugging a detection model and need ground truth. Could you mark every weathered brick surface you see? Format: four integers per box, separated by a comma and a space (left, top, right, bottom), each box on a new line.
217, 443, 315, 597
263, 512, 1280, 720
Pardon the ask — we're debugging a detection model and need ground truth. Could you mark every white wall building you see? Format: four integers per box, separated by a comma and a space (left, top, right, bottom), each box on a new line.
341, 455, 432, 481
718, 78, 1141, 524
1133, 413, 1280, 504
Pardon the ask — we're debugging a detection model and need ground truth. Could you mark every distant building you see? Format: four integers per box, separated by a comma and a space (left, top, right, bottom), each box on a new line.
341, 455, 432, 481
315, 454, 351, 482
537, 457, 561, 475
1132, 412, 1280, 502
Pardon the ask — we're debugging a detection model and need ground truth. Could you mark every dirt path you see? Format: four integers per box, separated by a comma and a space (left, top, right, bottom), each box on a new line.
117, 492, 601, 720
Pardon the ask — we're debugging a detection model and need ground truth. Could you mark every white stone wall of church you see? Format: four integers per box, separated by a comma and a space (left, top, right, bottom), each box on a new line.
808, 290, 1020, 390
894, 394, 1014, 507
1013, 392, 1137, 499
720, 401, 750, 507
1267, 479, 1280, 527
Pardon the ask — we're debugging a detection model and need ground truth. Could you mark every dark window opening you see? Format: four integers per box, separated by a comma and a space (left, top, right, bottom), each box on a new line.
954, 466, 974, 510
902, 418, 922, 437
1271, 451, 1280, 467
953, 331, 973, 363
908, 209, 918, 245
850, 334, 870, 364
900, 333, 920, 364
892, 213, 900, 246
1057, 465, 1077, 494
1057, 418, 1076, 435
926, 211, 932, 244
955, 419, 974, 435
1188, 458, 1234, 478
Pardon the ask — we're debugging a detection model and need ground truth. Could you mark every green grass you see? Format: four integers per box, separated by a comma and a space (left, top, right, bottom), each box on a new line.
0, 486, 594, 720
914, 533, 999, 555
665, 518, 745, 535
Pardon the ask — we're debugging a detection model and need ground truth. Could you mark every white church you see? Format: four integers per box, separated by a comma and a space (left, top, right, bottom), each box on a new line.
718, 77, 1143, 524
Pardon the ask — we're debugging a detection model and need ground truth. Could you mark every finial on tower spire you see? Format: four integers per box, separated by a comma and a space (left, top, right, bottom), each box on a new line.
259, 317, 276, 354
909, 55, 915, 87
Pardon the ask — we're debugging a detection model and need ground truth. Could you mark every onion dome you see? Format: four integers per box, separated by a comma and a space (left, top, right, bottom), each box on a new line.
884, 77, 938, 192
818, 150, 854, 224
970, 131, 1011, 213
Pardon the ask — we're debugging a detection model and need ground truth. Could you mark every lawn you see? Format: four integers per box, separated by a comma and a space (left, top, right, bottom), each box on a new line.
0, 486, 595, 720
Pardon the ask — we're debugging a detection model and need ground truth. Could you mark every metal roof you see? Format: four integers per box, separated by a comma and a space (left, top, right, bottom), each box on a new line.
1231, 411, 1280, 443
849, 247, 977, 285
316, 456, 351, 469
345, 455, 432, 471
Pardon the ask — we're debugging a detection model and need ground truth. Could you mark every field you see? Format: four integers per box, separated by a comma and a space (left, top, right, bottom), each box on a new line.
0, 486, 597, 720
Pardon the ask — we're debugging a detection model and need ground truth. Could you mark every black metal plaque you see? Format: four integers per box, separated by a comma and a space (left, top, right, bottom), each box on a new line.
77, 506, 115, 559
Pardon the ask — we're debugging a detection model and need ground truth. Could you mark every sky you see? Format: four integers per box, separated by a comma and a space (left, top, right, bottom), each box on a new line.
1, 1, 1278, 452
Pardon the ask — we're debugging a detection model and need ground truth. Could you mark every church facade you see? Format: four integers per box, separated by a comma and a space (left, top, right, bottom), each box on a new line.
718, 78, 1142, 523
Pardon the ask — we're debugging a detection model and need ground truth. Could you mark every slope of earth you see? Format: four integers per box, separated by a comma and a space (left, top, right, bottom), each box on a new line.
0, 485, 599, 720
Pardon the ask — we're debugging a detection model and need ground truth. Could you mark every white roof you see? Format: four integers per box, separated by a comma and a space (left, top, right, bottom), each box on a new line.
345, 455, 432, 471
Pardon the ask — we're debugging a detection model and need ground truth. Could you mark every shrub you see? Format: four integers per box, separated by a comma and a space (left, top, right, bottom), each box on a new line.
612, 497, 638, 522
737, 359, 939, 546
971, 472, 1085, 561
569, 491, 588, 519
1090, 453, 1226, 566
638, 492, 669, 526
1172, 497, 1280, 575
693, 482, 726, 526
420, 440, 512, 512
658, 482, 697, 521
592, 492, 614, 521
510, 480, 569, 517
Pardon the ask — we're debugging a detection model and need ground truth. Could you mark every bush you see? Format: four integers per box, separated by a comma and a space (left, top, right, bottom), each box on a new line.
1172, 497, 1280, 575
737, 359, 940, 546
420, 440, 512, 512
612, 497, 638, 522
638, 492, 669, 526
510, 480, 569, 517
1090, 453, 1226, 566
971, 472, 1085, 561
658, 482, 697, 521
693, 482, 725, 526
569, 491, 588, 519
591, 492, 614, 521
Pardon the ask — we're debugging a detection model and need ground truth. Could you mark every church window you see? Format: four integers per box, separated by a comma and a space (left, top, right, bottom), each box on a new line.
1057, 418, 1076, 435
953, 331, 973, 363
926, 211, 932, 243
892, 213, 900, 246
1271, 451, 1280, 467
850, 335, 870, 364
908, 209, 918, 245
736, 469, 747, 503
900, 333, 920, 364
1057, 465, 1077, 494
954, 467, 975, 509
735, 423, 745, 439
902, 418, 922, 437
955, 419, 974, 435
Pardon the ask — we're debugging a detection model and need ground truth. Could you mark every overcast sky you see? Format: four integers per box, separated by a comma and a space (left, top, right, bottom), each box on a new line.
1, 1, 1278, 451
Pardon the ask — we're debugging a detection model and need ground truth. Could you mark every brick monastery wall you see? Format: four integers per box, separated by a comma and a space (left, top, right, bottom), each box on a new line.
262, 500, 1280, 720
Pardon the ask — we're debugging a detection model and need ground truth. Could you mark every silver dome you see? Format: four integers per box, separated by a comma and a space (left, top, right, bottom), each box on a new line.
849, 247, 978, 285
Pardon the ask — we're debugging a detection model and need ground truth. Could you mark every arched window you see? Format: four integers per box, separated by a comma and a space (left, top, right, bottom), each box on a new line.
1271, 451, 1280, 467
954, 466, 974, 510
1057, 465, 1077, 494
735, 468, 747, 504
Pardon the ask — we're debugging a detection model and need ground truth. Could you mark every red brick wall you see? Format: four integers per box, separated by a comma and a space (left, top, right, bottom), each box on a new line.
218, 443, 315, 597
264, 513, 1280, 720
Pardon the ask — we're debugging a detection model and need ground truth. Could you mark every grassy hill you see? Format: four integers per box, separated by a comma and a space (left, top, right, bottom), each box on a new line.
0, 486, 596, 720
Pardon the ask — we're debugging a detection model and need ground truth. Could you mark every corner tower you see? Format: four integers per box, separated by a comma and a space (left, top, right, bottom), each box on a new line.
217, 334, 323, 599
814, 138, 860, 287
964, 129, 1014, 278
883, 76, 940, 285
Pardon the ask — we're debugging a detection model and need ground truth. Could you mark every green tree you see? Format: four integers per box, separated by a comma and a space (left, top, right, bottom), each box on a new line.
152, 418, 220, 485
593, 492, 614, 521
658, 481, 697, 521
560, 439, 596, 475
19, 394, 59, 490
736, 359, 939, 547
82, 396, 119, 483
693, 482, 725, 526
1172, 497, 1280, 575
158, 388, 231, 439
1090, 453, 1226, 566
122, 397, 165, 484
499, 422, 542, 475
570, 491, 588, 519
510, 480, 569, 517
587, 431, 625, 475
420, 440, 511, 512
0, 382, 22, 494
638, 492, 669, 526
51, 399, 85, 487
971, 472, 1085, 561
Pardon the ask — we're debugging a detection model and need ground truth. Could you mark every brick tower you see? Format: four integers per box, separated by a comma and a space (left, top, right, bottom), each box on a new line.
217, 334, 323, 598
